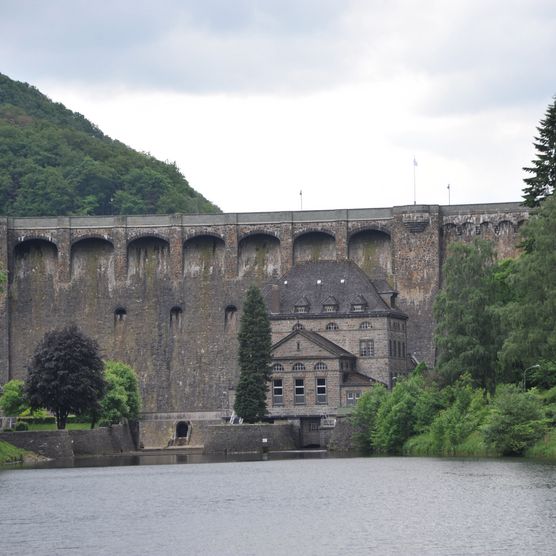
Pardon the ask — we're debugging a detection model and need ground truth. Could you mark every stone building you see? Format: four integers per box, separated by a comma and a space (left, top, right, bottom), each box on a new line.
262, 260, 410, 438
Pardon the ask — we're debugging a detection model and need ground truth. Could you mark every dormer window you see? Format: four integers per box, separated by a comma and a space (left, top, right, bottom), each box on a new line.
293, 296, 310, 314
350, 294, 368, 313
322, 295, 338, 313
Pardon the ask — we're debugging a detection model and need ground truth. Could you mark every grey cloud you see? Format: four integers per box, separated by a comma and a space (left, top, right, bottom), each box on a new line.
0, 0, 554, 108
0, 0, 359, 93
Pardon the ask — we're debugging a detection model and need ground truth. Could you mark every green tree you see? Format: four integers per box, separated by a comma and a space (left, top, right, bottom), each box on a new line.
499, 195, 556, 374
522, 95, 556, 207
0, 379, 29, 416
434, 239, 500, 392
97, 361, 141, 427
372, 373, 438, 454
482, 384, 548, 455
350, 385, 389, 452
234, 285, 272, 423
25, 326, 106, 429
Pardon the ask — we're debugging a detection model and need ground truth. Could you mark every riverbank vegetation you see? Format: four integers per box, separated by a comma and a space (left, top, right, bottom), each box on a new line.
354, 98, 556, 458
0, 440, 28, 464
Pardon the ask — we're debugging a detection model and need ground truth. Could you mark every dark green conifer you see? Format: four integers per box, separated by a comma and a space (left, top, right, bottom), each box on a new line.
234, 286, 272, 423
522, 96, 556, 207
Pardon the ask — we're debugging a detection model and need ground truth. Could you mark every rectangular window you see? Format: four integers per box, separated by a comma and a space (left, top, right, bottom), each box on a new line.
294, 379, 305, 405
294, 306, 308, 314
272, 379, 283, 406
346, 391, 362, 406
359, 339, 374, 357
389, 339, 393, 357
316, 378, 327, 404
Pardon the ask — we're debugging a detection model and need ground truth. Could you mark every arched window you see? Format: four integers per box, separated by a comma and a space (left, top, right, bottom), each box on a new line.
293, 322, 304, 331
225, 305, 237, 326
325, 322, 338, 331
292, 362, 305, 371
314, 362, 327, 371
359, 321, 371, 330
114, 307, 127, 322
170, 306, 183, 330
272, 363, 284, 372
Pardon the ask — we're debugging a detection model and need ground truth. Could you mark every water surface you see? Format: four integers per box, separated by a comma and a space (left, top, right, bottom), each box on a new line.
1, 455, 555, 555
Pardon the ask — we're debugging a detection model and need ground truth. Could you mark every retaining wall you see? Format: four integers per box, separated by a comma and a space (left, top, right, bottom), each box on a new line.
203, 423, 298, 454
0, 424, 135, 459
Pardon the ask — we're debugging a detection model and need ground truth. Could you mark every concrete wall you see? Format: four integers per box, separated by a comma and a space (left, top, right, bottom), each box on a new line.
0, 424, 136, 459
203, 423, 298, 453
0, 203, 527, 414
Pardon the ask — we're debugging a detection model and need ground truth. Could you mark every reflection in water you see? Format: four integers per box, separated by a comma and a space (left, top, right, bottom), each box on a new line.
1, 455, 555, 556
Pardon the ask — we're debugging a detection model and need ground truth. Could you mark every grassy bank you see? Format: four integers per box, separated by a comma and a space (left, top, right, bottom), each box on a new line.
26, 422, 91, 431
525, 429, 556, 459
0, 440, 28, 464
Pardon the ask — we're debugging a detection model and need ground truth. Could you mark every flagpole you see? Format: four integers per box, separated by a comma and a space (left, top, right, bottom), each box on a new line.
413, 156, 417, 205
447, 184, 451, 205
300, 189, 303, 210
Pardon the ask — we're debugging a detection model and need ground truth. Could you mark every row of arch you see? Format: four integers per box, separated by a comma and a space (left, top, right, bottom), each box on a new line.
273, 362, 329, 372
441, 220, 525, 237
12, 228, 394, 280
293, 322, 373, 331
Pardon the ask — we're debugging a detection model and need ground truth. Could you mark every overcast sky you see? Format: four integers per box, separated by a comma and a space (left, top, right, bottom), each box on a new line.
1, 0, 555, 213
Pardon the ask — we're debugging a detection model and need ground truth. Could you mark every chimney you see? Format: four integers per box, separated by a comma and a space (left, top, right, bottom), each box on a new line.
270, 285, 280, 314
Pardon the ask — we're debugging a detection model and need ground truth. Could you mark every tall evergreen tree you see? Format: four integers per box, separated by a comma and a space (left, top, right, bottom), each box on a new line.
234, 286, 272, 423
434, 240, 500, 393
522, 95, 556, 207
499, 194, 556, 374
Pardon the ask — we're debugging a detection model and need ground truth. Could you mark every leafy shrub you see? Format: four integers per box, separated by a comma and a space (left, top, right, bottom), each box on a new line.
482, 384, 548, 455
14, 421, 29, 431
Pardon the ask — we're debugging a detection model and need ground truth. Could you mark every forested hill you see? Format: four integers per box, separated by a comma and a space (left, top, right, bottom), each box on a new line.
0, 73, 220, 216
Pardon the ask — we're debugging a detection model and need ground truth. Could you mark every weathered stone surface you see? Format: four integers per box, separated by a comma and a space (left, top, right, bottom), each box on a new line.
0, 203, 526, 417
0, 424, 135, 459
203, 423, 298, 453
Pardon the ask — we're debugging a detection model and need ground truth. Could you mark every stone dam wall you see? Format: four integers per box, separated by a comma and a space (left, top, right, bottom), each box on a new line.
0, 203, 527, 418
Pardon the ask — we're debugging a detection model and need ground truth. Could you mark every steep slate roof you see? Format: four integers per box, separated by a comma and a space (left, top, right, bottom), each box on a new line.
264, 260, 406, 318
271, 329, 356, 358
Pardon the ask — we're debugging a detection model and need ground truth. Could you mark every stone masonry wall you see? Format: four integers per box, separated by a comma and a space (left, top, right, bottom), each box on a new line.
0, 424, 135, 459
203, 423, 298, 453
0, 203, 526, 416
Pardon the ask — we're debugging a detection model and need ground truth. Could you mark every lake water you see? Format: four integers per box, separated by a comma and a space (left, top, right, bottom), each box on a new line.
1, 453, 555, 555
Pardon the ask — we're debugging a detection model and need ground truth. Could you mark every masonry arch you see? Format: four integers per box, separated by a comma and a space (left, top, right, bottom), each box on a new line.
238, 233, 281, 278
127, 236, 170, 279
70, 237, 115, 283
13, 238, 58, 280
293, 231, 336, 264
183, 234, 225, 277
348, 229, 392, 279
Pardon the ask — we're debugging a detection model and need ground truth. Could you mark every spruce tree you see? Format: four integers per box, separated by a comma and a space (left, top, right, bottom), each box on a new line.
522, 96, 556, 207
234, 285, 272, 423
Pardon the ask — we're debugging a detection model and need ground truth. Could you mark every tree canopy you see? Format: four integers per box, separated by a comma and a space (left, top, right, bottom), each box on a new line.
0, 73, 220, 216
0, 379, 28, 417
434, 239, 500, 392
498, 194, 556, 373
97, 361, 141, 427
234, 285, 272, 423
25, 326, 106, 429
522, 95, 556, 207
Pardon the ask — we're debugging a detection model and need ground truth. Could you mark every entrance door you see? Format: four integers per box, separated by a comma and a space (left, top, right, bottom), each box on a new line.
300, 418, 321, 448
